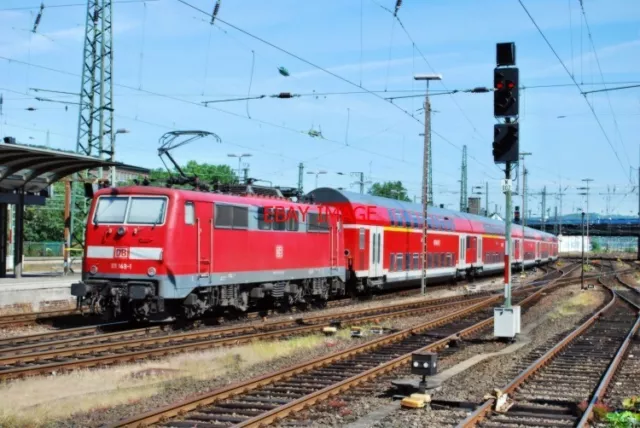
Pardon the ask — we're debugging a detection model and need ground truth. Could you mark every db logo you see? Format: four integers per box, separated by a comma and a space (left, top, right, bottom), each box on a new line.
114, 248, 129, 259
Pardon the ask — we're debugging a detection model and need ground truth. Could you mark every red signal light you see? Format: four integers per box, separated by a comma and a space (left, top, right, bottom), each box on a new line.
496, 82, 504, 90
507, 81, 515, 89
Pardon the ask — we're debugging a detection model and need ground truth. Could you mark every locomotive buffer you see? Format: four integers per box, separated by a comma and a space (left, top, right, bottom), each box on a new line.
492, 42, 521, 340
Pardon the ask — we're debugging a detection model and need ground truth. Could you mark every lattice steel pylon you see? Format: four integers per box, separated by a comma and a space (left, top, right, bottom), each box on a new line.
69, 0, 114, 255
459, 145, 467, 212
75, 0, 114, 160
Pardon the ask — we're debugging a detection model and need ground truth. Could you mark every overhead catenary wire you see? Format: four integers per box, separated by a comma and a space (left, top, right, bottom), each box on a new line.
578, 0, 631, 177
517, 0, 630, 185
6, 56, 458, 180
175, 0, 499, 177
0, 0, 159, 11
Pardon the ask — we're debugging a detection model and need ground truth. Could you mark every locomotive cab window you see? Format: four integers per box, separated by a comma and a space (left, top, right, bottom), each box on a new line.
184, 202, 195, 225
128, 197, 167, 225
94, 196, 128, 224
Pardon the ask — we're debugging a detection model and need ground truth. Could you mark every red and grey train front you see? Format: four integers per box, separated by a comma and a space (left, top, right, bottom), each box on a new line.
71, 190, 171, 322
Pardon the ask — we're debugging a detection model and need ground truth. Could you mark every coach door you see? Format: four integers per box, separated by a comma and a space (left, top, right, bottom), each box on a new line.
466, 236, 477, 264
197, 202, 213, 281
368, 226, 383, 278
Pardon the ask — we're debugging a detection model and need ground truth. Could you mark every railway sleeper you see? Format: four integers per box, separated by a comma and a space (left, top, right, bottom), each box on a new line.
480, 415, 575, 427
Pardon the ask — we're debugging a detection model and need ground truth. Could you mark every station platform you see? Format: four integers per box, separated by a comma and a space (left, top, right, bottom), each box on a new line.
0, 273, 80, 313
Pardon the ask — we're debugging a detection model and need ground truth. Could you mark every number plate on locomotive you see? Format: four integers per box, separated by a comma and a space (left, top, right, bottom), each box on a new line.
114, 247, 129, 259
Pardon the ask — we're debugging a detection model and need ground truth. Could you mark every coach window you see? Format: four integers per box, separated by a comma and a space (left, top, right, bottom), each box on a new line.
388, 210, 396, 226
215, 205, 233, 228
389, 254, 395, 272
184, 202, 195, 225
395, 212, 404, 227
257, 207, 272, 230
428, 253, 433, 268
397, 253, 403, 271
413, 253, 419, 270
405, 253, 411, 271
359, 228, 365, 250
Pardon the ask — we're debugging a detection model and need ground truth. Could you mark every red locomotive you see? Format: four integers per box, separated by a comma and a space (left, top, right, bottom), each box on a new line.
71, 184, 557, 322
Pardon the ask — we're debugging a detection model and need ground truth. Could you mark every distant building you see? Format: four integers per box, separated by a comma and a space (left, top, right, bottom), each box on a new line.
89, 164, 150, 185
468, 197, 481, 215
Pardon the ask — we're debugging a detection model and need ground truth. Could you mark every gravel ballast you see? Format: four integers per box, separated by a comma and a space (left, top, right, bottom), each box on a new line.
277, 283, 607, 428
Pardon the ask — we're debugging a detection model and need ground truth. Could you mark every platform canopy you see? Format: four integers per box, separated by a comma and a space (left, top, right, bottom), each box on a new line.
0, 142, 115, 194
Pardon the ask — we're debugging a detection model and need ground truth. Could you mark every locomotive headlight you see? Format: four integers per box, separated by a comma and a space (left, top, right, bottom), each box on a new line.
147, 267, 156, 277
89, 265, 98, 275
413, 362, 419, 368
117, 226, 126, 236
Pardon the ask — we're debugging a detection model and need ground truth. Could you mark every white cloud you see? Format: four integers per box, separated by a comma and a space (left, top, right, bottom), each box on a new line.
527, 39, 640, 79
0, 20, 138, 58
293, 57, 416, 80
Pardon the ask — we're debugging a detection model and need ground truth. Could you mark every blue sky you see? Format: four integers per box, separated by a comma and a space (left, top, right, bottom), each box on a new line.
1, 0, 639, 217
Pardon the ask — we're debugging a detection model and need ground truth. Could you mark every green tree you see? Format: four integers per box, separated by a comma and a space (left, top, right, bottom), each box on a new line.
145, 162, 239, 187
369, 181, 412, 202
24, 181, 65, 243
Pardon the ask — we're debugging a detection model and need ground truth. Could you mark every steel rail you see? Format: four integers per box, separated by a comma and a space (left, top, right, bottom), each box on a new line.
575, 270, 640, 426
0, 289, 497, 358
109, 295, 503, 428
0, 260, 568, 330
0, 308, 81, 327
576, 290, 640, 427
233, 279, 556, 428
0, 294, 494, 380
456, 272, 638, 428
111, 265, 576, 428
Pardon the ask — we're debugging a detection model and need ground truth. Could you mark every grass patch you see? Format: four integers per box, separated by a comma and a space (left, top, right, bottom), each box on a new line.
0, 333, 347, 427
550, 290, 602, 319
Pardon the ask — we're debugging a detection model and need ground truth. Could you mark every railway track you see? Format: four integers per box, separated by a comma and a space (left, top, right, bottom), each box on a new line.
458, 276, 640, 428
0, 276, 492, 330
0, 265, 568, 358
577, 274, 640, 427
0, 261, 564, 331
0, 308, 84, 328
0, 286, 506, 380
108, 265, 581, 428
